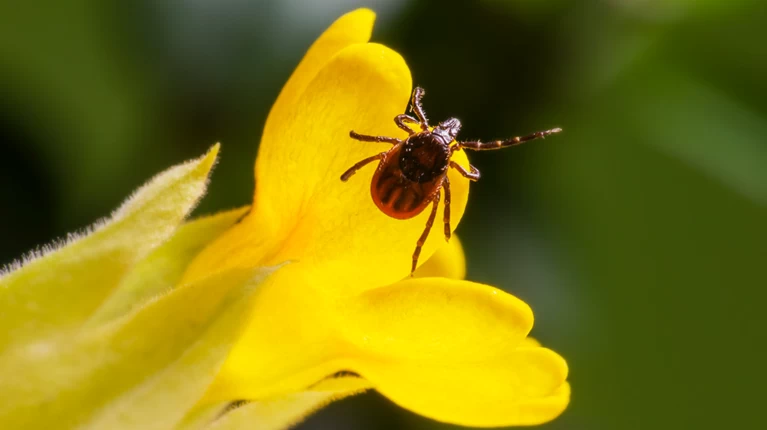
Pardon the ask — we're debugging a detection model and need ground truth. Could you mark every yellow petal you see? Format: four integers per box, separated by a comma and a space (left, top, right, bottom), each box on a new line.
341, 277, 533, 360
0, 145, 219, 349
203, 266, 343, 403
184, 42, 472, 291
504, 381, 571, 426
337, 278, 568, 427
263, 8, 375, 145
206, 273, 530, 404
412, 235, 466, 279
206, 272, 565, 427
208, 378, 371, 430
519, 336, 542, 348
365, 348, 569, 427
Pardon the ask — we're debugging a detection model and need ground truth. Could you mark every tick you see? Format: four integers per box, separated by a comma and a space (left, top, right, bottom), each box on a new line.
341, 87, 561, 275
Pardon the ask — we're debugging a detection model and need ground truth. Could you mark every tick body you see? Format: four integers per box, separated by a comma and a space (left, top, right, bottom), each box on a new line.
341, 87, 561, 275
371, 131, 451, 219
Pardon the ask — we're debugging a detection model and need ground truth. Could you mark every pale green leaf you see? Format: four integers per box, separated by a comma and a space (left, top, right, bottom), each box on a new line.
87, 206, 250, 325
207, 378, 370, 430
0, 264, 278, 430
0, 145, 219, 348
176, 403, 231, 430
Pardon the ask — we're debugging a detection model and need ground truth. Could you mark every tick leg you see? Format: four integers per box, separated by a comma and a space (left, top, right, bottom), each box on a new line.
449, 160, 481, 181
340, 152, 385, 181
459, 127, 562, 150
349, 130, 400, 145
409, 87, 429, 130
442, 177, 451, 241
394, 114, 420, 135
411, 189, 440, 275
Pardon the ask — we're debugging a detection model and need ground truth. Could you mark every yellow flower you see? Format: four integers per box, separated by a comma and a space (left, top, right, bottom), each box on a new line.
0, 8, 569, 429
182, 8, 569, 428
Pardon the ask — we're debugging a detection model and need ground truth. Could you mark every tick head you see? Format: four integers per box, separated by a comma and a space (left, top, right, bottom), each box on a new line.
435, 117, 462, 143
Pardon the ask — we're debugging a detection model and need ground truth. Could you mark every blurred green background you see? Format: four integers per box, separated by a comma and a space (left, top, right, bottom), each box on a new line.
2, 0, 766, 429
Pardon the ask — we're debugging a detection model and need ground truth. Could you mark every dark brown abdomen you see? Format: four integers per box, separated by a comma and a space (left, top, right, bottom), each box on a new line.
371, 145, 442, 220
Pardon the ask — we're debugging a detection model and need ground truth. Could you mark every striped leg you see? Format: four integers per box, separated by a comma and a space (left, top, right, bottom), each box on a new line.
349, 130, 401, 145
340, 152, 386, 181
449, 161, 481, 181
442, 177, 451, 241
410, 87, 429, 130
460, 127, 562, 150
395, 114, 420, 135
411, 189, 440, 275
